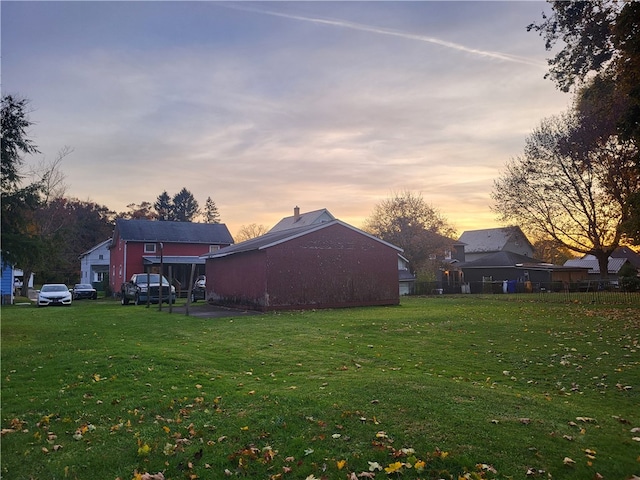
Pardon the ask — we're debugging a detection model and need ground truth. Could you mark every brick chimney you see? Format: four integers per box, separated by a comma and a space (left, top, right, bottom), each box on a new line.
294, 206, 300, 221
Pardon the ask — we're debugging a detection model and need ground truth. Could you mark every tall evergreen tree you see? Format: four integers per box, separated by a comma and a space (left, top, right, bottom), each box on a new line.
203, 196, 221, 223
1, 95, 44, 275
172, 187, 199, 222
154, 191, 173, 221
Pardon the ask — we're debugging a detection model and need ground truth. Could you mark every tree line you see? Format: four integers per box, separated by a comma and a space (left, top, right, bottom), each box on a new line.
1, 94, 224, 289
492, 1, 639, 279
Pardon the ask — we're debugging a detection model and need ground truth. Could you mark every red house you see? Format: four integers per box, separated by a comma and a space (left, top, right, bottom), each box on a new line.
109, 219, 233, 294
202, 211, 402, 311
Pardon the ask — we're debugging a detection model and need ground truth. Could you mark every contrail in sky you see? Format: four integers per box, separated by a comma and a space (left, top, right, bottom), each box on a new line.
221, 3, 544, 67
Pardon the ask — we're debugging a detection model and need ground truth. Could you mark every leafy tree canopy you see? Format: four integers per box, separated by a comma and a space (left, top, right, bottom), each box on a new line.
529, 1, 640, 244
1, 95, 44, 267
235, 223, 268, 242
363, 191, 456, 277
492, 112, 638, 277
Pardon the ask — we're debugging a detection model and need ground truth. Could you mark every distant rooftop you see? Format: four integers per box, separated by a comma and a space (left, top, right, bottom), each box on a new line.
268, 207, 335, 233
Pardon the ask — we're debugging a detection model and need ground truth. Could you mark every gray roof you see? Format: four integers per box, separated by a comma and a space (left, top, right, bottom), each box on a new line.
459, 251, 546, 268
564, 256, 629, 274
458, 226, 532, 254
611, 246, 640, 269
460, 251, 587, 272
143, 256, 205, 265
268, 208, 335, 233
114, 219, 234, 245
79, 238, 111, 258
202, 219, 402, 259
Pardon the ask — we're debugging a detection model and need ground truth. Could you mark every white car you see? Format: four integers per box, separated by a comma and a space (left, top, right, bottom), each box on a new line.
37, 284, 72, 307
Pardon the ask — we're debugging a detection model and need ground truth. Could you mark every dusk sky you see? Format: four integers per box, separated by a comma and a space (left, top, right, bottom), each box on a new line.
2, 1, 571, 237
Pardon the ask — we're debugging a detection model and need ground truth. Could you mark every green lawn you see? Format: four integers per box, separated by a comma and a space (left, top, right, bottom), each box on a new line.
1, 297, 639, 479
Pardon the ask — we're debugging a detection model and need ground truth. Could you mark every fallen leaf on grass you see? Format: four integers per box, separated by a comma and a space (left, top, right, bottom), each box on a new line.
138, 443, 151, 456
563, 457, 576, 465
141, 473, 165, 480
526, 467, 546, 476
358, 473, 375, 479
384, 461, 404, 473
477, 463, 497, 474
576, 416, 596, 423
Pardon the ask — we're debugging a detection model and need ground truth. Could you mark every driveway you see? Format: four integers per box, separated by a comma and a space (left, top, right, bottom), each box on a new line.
169, 302, 262, 319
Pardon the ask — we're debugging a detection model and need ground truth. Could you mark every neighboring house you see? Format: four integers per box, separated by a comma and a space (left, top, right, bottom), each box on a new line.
611, 246, 640, 270
564, 255, 633, 282
1, 257, 35, 304
460, 251, 588, 293
109, 219, 234, 295
202, 212, 402, 311
79, 239, 111, 290
1, 257, 14, 305
398, 255, 415, 295
268, 206, 335, 233
458, 226, 534, 263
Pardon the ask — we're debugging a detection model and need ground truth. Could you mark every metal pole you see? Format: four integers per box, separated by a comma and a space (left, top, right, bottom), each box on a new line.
186, 262, 196, 316
168, 265, 173, 314
159, 243, 164, 311
146, 272, 150, 308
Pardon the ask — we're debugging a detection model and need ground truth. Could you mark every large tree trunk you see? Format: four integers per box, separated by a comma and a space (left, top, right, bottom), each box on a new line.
20, 268, 33, 298
594, 251, 610, 281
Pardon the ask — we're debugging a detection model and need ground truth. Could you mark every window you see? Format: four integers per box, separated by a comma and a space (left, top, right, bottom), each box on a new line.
444, 250, 452, 260
209, 245, 220, 253
98, 254, 104, 260
144, 243, 156, 253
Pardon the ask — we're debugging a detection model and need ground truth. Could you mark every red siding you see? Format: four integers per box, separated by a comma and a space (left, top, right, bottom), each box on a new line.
206, 250, 268, 309
206, 223, 399, 311
110, 239, 220, 292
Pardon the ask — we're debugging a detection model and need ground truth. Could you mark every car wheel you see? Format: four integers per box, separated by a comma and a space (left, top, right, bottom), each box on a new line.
134, 294, 141, 306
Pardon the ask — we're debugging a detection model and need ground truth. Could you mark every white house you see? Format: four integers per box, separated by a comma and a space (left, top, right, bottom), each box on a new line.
79, 239, 111, 288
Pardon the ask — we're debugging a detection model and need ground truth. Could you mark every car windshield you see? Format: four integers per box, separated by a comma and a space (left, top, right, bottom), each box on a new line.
42, 285, 68, 292
75, 284, 93, 289
136, 274, 169, 285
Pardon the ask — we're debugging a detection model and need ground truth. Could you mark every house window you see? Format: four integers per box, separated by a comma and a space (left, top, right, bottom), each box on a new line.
98, 254, 104, 260
209, 245, 220, 253
144, 243, 156, 253
97, 272, 105, 282
444, 250, 452, 260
